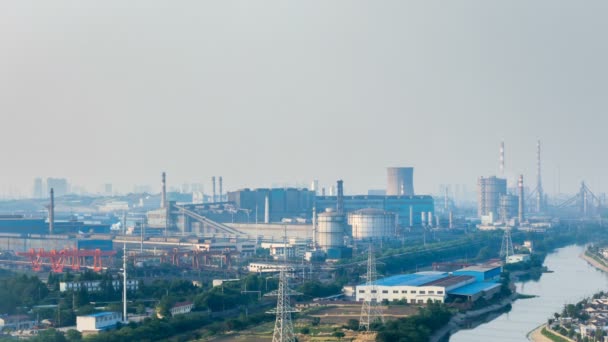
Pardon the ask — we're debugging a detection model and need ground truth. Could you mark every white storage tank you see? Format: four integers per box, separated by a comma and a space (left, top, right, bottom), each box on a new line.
348, 208, 396, 240
317, 208, 345, 250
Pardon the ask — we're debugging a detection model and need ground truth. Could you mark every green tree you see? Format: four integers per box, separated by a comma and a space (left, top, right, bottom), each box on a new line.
30, 329, 67, 342
65, 329, 82, 342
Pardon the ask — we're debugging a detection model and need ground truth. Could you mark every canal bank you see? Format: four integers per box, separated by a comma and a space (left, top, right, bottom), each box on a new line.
449, 245, 608, 342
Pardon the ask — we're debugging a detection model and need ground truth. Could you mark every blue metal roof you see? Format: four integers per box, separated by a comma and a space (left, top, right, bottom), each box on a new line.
86, 312, 119, 317
369, 272, 448, 287
448, 282, 501, 296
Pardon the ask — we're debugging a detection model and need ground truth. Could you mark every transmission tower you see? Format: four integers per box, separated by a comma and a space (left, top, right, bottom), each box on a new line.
500, 228, 514, 260
359, 243, 384, 332
266, 227, 298, 342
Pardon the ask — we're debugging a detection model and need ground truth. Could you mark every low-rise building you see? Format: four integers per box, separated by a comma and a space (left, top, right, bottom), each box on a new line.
453, 265, 502, 282
260, 239, 307, 259
356, 272, 476, 304
76, 312, 121, 333
170, 302, 194, 316
247, 262, 304, 274
0, 315, 36, 331
60, 280, 139, 293
506, 254, 531, 264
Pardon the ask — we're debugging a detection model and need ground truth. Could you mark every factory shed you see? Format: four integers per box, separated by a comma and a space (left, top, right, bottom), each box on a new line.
453, 265, 502, 282
448, 282, 502, 302
356, 272, 476, 304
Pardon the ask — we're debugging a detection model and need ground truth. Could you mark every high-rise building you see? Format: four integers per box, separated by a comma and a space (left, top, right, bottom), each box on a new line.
33, 178, 44, 198
104, 184, 113, 196
47, 178, 69, 197
387, 167, 415, 196
477, 176, 507, 219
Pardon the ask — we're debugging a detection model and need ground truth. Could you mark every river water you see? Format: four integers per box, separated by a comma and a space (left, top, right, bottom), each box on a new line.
450, 244, 608, 341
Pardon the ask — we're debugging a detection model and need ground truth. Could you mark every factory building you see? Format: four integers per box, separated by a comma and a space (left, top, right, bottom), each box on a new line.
387, 167, 415, 196
47, 178, 69, 197
356, 265, 503, 304
260, 239, 308, 259
453, 265, 502, 282
0, 215, 111, 236
315, 195, 434, 226
477, 176, 507, 220
356, 272, 474, 304
228, 188, 315, 223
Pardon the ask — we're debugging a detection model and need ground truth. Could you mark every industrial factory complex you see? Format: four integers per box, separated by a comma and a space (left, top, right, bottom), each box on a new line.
0, 139, 604, 342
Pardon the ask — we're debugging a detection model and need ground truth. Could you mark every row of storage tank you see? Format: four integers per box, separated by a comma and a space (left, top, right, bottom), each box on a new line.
316, 208, 396, 250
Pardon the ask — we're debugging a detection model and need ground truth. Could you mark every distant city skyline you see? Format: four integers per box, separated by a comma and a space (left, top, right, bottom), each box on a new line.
1, 1, 607, 198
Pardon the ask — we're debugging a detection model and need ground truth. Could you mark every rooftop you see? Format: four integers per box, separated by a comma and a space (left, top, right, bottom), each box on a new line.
83, 312, 119, 318
448, 282, 501, 296
369, 272, 448, 287
421, 275, 474, 287
456, 265, 501, 273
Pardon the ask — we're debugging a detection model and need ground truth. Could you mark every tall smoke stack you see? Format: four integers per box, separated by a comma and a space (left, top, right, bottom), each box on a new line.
312, 206, 317, 249
536, 140, 543, 213
518, 174, 525, 224
264, 194, 270, 224
336, 180, 344, 214
499, 141, 505, 175
219, 176, 223, 202
409, 205, 414, 227
449, 211, 454, 229
160, 172, 167, 209
212, 176, 216, 203
49, 188, 54, 234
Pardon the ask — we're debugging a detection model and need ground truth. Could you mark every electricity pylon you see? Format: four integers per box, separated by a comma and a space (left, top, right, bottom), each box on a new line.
500, 228, 514, 260
359, 243, 384, 332
266, 227, 299, 342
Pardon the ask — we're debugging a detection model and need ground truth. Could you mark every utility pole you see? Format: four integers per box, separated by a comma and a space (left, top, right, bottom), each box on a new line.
123, 243, 128, 323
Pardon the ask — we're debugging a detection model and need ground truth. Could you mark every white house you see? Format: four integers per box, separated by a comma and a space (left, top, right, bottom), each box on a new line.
76, 312, 122, 333
170, 302, 194, 316
60, 280, 138, 293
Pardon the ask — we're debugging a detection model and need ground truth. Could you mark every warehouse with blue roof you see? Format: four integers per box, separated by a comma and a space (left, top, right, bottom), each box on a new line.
356, 264, 502, 304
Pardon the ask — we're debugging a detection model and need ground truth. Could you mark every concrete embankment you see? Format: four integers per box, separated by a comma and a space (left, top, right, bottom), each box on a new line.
580, 252, 608, 273
430, 293, 517, 342
527, 324, 552, 342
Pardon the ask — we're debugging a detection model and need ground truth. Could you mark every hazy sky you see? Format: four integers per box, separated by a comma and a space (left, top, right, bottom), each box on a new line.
1, 1, 607, 197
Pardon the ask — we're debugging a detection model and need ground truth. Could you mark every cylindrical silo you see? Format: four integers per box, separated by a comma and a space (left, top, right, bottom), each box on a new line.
348, 208, 396, 240
317, 209, 345, 250
387, 167, 414, 196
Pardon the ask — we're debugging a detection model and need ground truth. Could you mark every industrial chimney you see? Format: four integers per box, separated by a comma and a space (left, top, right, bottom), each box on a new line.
449, 211, 454, 229
518, 174, 525, 224
212, 176, 216, 203
336, 180, 344, 214
409, 205, 413, 227
160, 172, 167, 209
500, 141, 505, 175
49, 188, 55, 234
219, 176, 223, 202
536, 140, 543, 213
264, 194, 270, 224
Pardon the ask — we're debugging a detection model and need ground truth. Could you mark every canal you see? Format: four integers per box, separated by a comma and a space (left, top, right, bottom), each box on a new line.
450, 244, 608, 341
